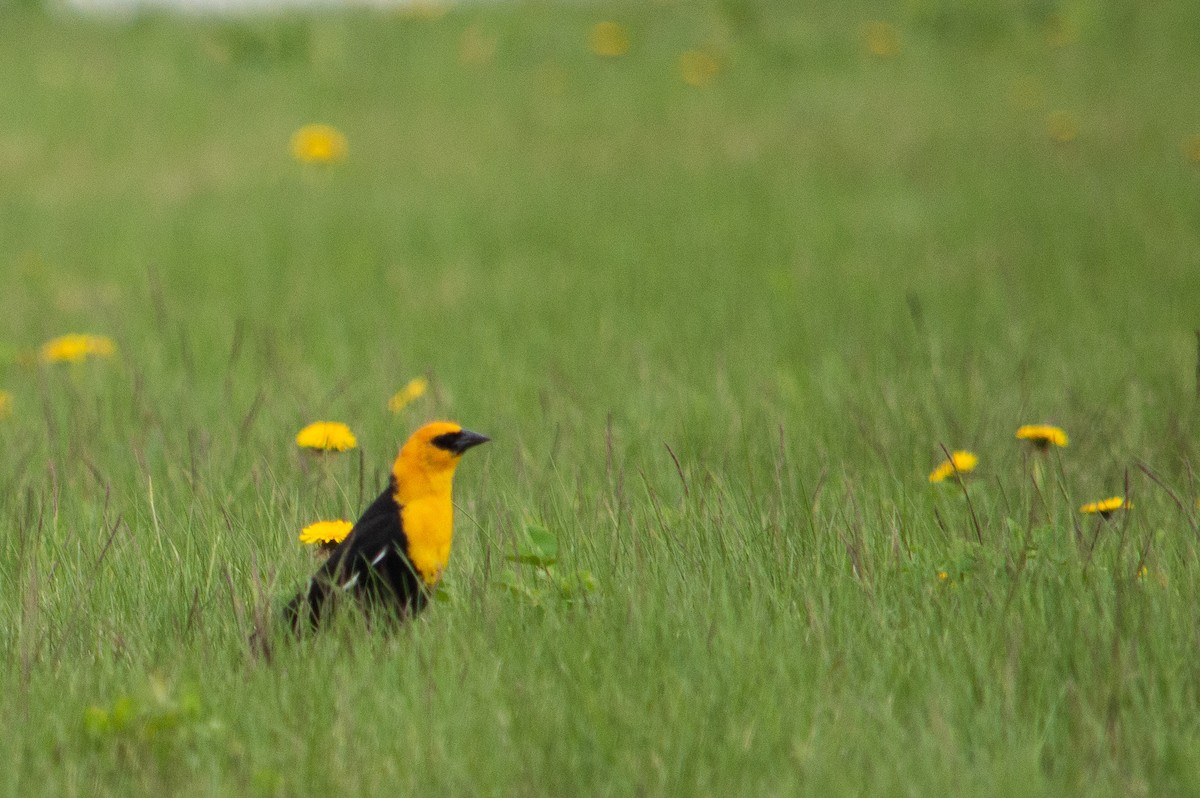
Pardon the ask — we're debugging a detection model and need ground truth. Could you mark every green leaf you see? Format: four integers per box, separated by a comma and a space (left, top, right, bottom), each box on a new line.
110, 696, 136, 732
497, 572, 542, 603
575, 570, 598, 592
83, 706, 111, 737
508, 525, 559, 567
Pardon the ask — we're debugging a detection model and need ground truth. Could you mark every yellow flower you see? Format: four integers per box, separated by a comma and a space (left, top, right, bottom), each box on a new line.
296, 421, 358, 452
299, 519, 353, 546
1015, 424, 1068, 449
1079, 496, 1131, 516
1135, 565, 1148, 580
290, 124, 348, 164
399, 0, 448, 20
679, 50, 720, 87
1183, 135, 1200, 164
39, 334, 117, 364
928, 450, 978, 483
1045, 13, 1078, 48
864, 21, 901, 58
0, 390, 11, 418
459, 25, 497, 66
936, 570, 949, 582
388, 377, 429, 414
590, 21, 630, 58
1047, 111, 1079, 143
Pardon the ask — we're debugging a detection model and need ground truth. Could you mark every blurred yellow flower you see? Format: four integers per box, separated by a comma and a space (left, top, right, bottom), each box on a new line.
1184, 135, 1200, 163
299, 519, 353, 546
1015, 424, 1068, 449
399, 0, 448, 20
1079, 496, 1130, 516
290, 124, 348, 164
1045, 13, 1078, 48
0, 390, 11, 418
1047, 111, 1079, 143
928, 450, 978, 483
936, 570, 949, 582
864, 21, 901, 58
1135, 564, 1148, 580
296, 421, 358, 452
39, 334, 116, 364
678, 50, 720, 87
388, 377, 429, 414
459, 25, 497, 66
590, 21, 630, 58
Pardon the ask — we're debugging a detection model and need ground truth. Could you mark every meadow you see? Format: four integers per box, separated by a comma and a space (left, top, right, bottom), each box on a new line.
2, 0, 1200, 794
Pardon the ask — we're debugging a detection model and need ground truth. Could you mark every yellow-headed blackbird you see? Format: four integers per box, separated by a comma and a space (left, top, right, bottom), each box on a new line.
286, 421, 490, 630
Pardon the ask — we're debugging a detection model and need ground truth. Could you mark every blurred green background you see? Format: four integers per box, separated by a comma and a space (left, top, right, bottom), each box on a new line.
1, 1, 1199, 795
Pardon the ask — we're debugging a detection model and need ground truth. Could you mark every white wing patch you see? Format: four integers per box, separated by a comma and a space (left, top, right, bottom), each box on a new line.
339, 548, 388, 591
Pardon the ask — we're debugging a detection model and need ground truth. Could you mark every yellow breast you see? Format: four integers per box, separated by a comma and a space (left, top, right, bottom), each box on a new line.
399, 495, 454, 586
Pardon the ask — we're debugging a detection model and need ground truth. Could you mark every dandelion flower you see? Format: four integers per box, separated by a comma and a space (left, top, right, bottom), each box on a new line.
299, 519, 353, 546
296, 421, 358, 452
1015, 424, 1068, 449
928, 450, 978, 483
1045, 13, 1078, 48
39, 334, 117, 364
864, 21, 901, 58
1079, 496, 1131, 517
679, 49, 720, 87
590, 22, 629, 58
1183, 135, 1200, 164
290, 124, 348, 164
400, 0, 448, 20
388, 377, 429, 414
0, 390, 11, 418
459, 25, 497, 66
937, 570, 949, 582
1047, 111, 1079, 143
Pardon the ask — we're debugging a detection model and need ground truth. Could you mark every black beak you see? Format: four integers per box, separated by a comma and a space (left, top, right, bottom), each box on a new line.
451, 429, 491, 454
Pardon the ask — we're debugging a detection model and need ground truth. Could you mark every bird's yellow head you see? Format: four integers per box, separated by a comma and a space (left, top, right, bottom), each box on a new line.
393, 421, 490, 496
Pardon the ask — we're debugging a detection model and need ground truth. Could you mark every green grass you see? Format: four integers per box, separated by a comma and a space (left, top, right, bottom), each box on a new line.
2, 0, 1200, 794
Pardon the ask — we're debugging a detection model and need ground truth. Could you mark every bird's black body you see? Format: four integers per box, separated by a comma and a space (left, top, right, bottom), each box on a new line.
285, 480, 427, 631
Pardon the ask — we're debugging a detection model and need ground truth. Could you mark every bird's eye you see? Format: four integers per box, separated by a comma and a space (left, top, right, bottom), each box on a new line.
430, 431, 462, 451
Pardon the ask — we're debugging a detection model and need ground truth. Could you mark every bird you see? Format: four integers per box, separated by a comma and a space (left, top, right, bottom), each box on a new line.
285, 421, 490, 631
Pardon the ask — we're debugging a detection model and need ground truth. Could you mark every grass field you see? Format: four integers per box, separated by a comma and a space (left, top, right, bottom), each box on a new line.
2, 0, 1200, 794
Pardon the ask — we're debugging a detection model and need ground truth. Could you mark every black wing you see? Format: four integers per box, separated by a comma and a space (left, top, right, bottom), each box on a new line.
285, 482, 426, 631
